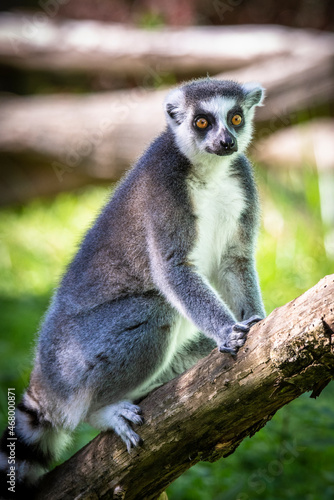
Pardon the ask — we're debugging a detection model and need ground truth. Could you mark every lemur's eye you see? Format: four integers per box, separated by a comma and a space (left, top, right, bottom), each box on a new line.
231, 114, 243, 126
195, 117, 209, 129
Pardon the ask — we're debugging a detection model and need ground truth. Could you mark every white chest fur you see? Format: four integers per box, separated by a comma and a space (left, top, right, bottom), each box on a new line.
189, 163, 246, 281
129, 162, 246, 401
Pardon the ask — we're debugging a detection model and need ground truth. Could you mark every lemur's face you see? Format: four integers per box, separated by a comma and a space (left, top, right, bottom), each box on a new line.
165, 79, 264, 163
188, 97, 245, 157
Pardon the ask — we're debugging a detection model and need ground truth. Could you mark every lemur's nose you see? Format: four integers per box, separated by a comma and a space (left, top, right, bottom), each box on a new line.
220, 137, 235, 150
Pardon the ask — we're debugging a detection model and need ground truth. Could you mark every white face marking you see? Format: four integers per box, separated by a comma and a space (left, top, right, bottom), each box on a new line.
165, 85, 261, 165
199, 96, 254, 157
201, 96, 236, 126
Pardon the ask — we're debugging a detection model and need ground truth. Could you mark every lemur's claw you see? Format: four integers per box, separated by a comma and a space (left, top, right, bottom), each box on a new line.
232, 323, 248, 333
219, 315, 263, 356
244, 315, 262, 327
219, 345, 237, 355
233, 315, 262, 333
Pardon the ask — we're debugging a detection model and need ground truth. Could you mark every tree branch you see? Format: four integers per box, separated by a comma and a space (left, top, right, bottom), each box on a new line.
35, 274, 334, 500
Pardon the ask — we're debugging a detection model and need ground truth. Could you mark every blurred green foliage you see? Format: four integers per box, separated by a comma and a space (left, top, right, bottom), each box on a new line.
0, 164, 333, 498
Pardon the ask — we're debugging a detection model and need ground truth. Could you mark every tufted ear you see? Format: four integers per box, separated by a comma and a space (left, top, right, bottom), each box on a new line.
164, 87, 185, 125
242, 82, 265, 110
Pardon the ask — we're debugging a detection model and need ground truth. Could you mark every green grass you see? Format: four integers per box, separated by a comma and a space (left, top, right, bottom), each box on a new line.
0, 166, 333, 498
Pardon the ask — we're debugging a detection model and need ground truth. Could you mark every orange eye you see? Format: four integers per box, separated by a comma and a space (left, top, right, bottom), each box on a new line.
231, 114, 242, 126
196, 117, 209, 129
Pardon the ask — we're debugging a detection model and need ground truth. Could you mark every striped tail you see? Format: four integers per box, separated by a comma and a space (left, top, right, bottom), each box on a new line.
0, 391, 70, 499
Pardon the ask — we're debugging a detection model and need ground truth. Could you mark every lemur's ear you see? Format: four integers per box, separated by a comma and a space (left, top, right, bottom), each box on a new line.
164, 88, 185, 125
242, 82, 265, 109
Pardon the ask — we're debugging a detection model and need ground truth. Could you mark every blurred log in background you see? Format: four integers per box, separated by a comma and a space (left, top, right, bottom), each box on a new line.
0, 13, 333, 205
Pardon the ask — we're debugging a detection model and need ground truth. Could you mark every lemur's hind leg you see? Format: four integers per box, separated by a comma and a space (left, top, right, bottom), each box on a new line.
87, 335, 215, 450
87, 401, 144, 452
152, 332, 216, 387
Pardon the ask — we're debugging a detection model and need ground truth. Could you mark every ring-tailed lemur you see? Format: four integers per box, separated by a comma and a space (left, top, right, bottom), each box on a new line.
0, 78, 266, 497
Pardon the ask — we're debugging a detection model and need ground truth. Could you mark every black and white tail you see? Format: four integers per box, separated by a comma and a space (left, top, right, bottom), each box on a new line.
0, 390, 70, 499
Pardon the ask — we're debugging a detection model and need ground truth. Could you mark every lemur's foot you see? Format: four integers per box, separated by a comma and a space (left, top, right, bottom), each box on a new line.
219, 315, 262, 355
88, 401, 144, 452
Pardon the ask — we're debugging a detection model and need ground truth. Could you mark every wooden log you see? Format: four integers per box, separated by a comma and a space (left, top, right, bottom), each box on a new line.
0, 14, 324, 76
34, 274, 334, 499
0, 29, 333, 204
252, 119, 334, 170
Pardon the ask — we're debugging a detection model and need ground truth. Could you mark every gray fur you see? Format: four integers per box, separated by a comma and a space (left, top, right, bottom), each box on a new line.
0, 77, 266, 493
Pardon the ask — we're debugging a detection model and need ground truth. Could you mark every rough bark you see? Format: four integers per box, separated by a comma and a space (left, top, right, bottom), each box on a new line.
0, 15, 323, 76
35, 274, 334, 500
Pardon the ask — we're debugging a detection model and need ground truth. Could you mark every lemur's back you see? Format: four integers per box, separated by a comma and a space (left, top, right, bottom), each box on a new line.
55, 130, 191, 314
0, 78, 266, 498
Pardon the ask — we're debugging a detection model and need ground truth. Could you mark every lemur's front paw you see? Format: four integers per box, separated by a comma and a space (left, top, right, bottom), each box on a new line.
219, 315, 262, 355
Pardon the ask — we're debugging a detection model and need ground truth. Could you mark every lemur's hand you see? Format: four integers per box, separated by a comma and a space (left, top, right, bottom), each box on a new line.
219, 315, 262, 355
